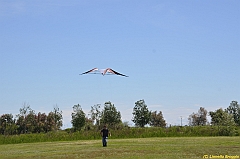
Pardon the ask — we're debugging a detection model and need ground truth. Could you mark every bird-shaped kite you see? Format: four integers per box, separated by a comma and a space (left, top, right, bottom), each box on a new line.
80, 68, 128, 77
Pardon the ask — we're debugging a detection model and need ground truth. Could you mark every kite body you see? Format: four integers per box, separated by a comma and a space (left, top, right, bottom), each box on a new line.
80, 68, 128, 77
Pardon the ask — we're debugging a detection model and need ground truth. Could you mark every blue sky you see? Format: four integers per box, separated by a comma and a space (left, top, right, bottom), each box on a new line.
0, 0, 239, 128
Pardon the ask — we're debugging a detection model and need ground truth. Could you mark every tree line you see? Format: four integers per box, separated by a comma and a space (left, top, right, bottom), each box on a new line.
188, 101, 240, 135
71, 100, 166, 131
0, 100, 239, 135
188, 101, 240, 126
0, 103, 63, 135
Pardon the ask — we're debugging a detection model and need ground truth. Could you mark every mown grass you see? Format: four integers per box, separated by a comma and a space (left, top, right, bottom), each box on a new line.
0, 137, 239, 159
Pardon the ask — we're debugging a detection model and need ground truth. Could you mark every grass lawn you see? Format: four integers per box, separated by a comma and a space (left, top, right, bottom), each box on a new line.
0, 137, 239, 159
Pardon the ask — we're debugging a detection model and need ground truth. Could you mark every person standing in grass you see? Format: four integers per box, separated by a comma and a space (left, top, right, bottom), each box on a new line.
100, 125, 111, 147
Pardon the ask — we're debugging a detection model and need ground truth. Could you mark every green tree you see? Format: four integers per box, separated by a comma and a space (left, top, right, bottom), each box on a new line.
226, 101, 240, 126
89, 104, 102, 127
150, 111, 166, 127
47, 105, 63, 131
101, 101, 121, 129
25, 109, 36, 133
46, 112, 55, 132
35, 112, 48, 133
16, 103, 32, 134
53, 105, 63, 131
71, 104, 86, 131
84, 117, 94, 131
188, 107, 208, 126
209, 108, 236, 136
0, 114, 17, 135
132, 99, 151, 127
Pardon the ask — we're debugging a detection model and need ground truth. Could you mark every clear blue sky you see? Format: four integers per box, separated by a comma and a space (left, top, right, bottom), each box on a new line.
1, 1, 239, 128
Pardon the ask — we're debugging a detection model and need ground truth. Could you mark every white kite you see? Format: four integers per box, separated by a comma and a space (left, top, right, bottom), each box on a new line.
80, 68, 128, 77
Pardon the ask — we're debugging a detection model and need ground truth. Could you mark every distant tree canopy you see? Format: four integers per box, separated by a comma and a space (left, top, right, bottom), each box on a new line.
0, 114, 16, 135
0, 103, 64, 135
71, 104, 86, 131
90, 104, 101, 127
100, 101, 122, 129
209, 108, 236, 126
132, 99, 151, 127
150, 111, 166, 127
49, 105, 63, 131
16, 103, 32, 134
1, 100, 240, 135
188, 107, 208, 126
209, 108, 236, 136
225, 101, 240, 126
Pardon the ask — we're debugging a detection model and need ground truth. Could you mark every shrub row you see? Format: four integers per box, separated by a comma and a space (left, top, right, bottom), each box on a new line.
0, 126, 239, 145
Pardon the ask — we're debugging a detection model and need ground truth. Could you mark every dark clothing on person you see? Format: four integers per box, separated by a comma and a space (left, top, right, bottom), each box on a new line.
102, 136, 107, 147
101, 128, 109, 137
101, 127, 109, 147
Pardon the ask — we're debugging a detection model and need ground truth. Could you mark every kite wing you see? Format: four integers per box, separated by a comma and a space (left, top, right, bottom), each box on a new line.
104, 68, 128, 77
80, 68, 98, 75
80, 68, 128, 77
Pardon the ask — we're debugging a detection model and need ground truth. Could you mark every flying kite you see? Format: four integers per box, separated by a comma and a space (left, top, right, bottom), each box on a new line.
80, 68, 128, 77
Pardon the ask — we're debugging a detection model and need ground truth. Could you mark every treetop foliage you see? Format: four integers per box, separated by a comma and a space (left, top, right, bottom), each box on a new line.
0, 104, 63, 135
0, 100, 239, 136
71, 104, 86, 131
188, 107, 208, 126
100, 101, 122, 129
150, 111, 166, 127
132, 99, 151, 127
225, 101, 240, 126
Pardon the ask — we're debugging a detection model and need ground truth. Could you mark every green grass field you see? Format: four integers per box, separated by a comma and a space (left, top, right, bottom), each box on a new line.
0, 137, 239, 159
